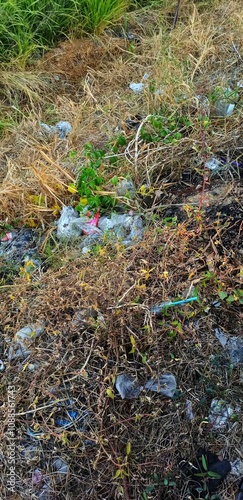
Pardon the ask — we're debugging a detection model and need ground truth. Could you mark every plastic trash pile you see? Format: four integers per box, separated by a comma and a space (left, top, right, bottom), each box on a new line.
56, 206, 144, 251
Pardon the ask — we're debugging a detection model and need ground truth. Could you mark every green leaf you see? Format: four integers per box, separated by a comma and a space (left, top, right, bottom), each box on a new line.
142, 354, 147, 364
106, 388, 114, 399
114, 469, 122, 478
218, 291, 228, 300
142, 492, 148, 500
126, 441, 131, 456
226, 294, 237, 303
201, 454, 207, 471
207, 471, 221, 479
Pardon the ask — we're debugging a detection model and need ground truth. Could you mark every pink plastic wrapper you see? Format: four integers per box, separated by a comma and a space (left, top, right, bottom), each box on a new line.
1, 232, 12, 242
83, 212, 100, 235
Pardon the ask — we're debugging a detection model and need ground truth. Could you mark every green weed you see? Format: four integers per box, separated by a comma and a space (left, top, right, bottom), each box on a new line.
140, 114, 192, 144
217, 288, 243, 304
74, 138, 128, 213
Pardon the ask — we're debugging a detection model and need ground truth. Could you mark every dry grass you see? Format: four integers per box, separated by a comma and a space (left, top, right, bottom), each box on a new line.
0, 1, 243, 499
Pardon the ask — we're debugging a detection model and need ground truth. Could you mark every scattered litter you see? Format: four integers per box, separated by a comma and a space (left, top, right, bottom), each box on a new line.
144, 373, 177, 398
20, 441, 40, 463
98, 213, 144, 247
32, 471, 51, 500
8, 323, 45, 360
56, 206, 101, 241
155, 86, 165, 96
0, 359, 4, 371
215, 327, 243, 365
129, 73, 150, 94
115, 372, 177, 399
195, 94, 210, 112
40, 120, 72, 138
79, 233, 103, 254
1, 232, 12, 242
208, 398, 237, 429
118, 31, 140, 44
182, 448, 231, 499
150, 296, 198, 315
32, 469, 43, 487
82, 211, 100, 235
116, 179, 136, 198
211, 87, 239, 117
56, 206, 144, 248
51, 458, 69, 475
26, 427, 49, 439
205, 156, 243, 173
54, 399, 89, 430
129, 82, 145, 94
115, 374, 141, 399
230, 460, 243, 477
71, 308, 99, 328
124, 115, 143, 131
205, 157, 223, 172
185, 400, 194, 421
0, 229, 40, 267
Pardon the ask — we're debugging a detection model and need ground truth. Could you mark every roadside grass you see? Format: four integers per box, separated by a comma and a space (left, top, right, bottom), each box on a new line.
0, 0, 129, 64
0, 1, 243, 498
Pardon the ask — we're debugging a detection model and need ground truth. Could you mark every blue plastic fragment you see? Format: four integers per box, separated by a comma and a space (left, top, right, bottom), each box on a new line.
150, 296, 198, 315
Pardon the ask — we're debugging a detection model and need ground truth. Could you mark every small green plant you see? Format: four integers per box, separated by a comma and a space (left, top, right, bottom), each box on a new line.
142, 473, 176, 499
74, 137, 128, 213
217, 289, 243, 304
208, 86, 239, 105
75, 143, 115, 212
140, 114, 192, 144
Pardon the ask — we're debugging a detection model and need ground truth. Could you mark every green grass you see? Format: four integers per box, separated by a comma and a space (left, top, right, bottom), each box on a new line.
0, 0, 129, 64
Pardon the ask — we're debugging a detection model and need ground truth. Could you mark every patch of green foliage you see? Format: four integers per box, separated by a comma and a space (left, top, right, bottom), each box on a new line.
0, 0, 129, 63
140, 114, 192, 144
75, 136, 127, 212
